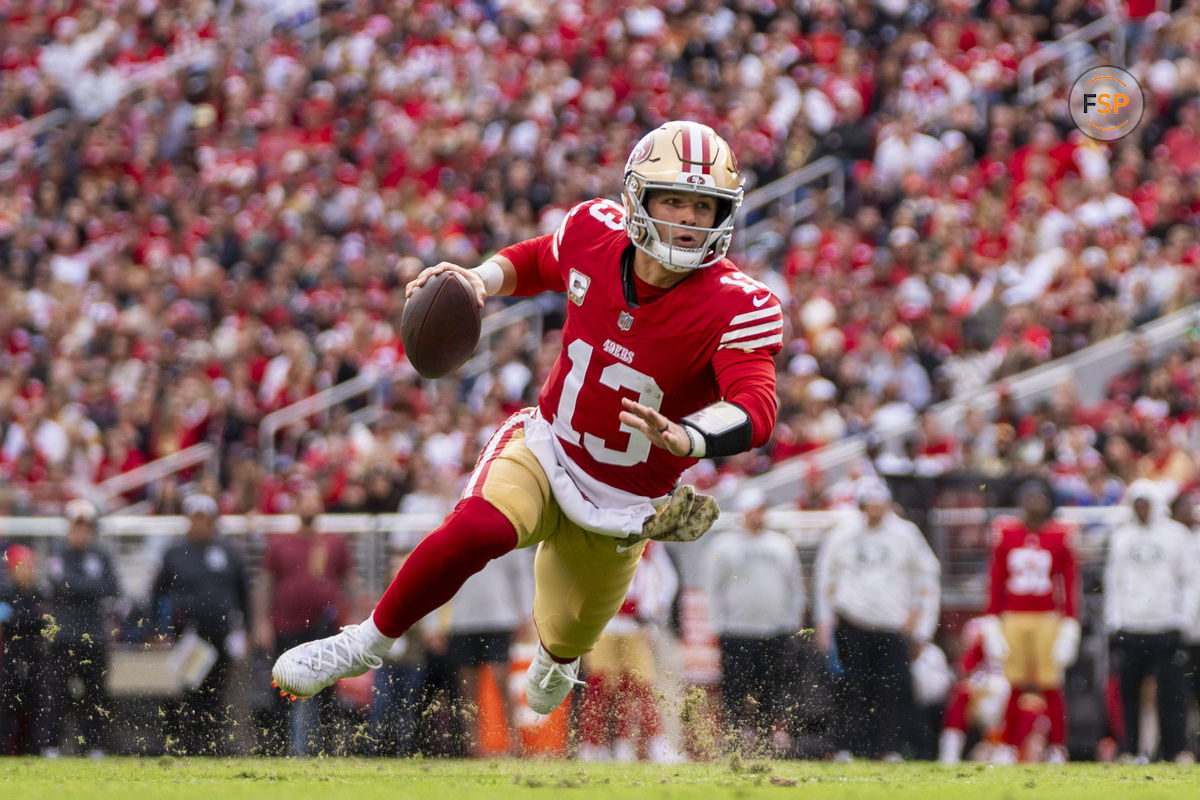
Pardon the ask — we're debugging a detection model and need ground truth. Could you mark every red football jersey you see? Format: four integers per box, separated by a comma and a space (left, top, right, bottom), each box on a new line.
498, 198, 782, 498
986, 515, 1079, 618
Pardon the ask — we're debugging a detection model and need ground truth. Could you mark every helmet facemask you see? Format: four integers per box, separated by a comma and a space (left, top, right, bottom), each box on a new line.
623, 174, 742, 272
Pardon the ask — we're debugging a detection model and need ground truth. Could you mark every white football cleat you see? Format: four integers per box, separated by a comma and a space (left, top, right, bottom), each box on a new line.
271, 623, 384, 699
939, 728, 966, 765
525, 643, 584, 715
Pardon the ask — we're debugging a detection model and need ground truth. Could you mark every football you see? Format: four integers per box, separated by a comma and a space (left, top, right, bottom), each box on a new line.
399, 270, 482, 379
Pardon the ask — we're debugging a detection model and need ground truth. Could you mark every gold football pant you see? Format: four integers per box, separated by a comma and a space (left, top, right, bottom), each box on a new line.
1000, 611, 1064, 689
464, 416, 646, 660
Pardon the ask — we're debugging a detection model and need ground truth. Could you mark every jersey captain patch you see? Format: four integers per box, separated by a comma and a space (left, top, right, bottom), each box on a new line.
568, 269, 591, 306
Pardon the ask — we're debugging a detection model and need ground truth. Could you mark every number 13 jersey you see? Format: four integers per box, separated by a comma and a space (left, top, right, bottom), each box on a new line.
498, 198, 781, 500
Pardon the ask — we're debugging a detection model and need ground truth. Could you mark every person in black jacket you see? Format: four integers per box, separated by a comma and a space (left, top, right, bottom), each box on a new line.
0, 544, 49, 756
149, 494, 250, 755
41, 499, 120, 758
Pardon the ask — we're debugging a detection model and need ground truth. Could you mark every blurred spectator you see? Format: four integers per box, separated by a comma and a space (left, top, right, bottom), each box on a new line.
579, 541, 680, 764
444, 548, 533, 758
703, 489, 805, 755
1104, 480, 1193, 763
40, 499, 120, 758
149, 493, 249, 755
1172, 491, 1200, 750
367, 547, 428, 758
814, 477, 940, 761
0, 544, 48, 756
253, 485, 357, 756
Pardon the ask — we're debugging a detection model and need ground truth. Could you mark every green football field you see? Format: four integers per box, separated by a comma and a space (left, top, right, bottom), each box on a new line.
2, 758, 1198, 800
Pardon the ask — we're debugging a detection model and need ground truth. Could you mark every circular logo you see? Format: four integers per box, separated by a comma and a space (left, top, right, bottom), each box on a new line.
1069, 66, 1144, 142
627, 136, 653, 166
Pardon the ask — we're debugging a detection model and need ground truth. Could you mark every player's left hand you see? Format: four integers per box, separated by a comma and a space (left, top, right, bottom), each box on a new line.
620, 397, 691, 457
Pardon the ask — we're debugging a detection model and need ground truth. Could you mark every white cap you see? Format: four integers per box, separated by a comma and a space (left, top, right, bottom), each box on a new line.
65, 498, 98, 524
940, 129, 967, 151
788, 353, 819, 377
888, 226, 918, 247
854, 476, 892, 505
183, 494, 219, 517
807, 378, 837, 402
734, 487, 768, 513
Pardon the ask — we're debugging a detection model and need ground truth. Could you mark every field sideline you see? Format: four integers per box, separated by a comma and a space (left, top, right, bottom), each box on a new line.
2, 758, 1198, 800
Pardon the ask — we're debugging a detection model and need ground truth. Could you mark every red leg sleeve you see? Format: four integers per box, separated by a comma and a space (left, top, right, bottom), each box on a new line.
371, 497, 518, 637
943, 683, 971, 732
1043, 688, 1067, 746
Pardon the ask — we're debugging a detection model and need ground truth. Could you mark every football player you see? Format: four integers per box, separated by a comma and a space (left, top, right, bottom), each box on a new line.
978, 479, 1081, 763
272, 121, 781, 718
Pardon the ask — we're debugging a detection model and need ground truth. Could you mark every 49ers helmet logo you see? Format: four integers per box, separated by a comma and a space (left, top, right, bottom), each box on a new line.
685, 174, 706, 185
627, 136, 654, 166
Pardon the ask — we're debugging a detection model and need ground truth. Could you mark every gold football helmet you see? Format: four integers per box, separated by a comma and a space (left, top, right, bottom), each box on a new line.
622, 120, 744, 271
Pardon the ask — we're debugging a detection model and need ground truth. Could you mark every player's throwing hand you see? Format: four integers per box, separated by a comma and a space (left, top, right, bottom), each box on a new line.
406, 261, 488, 307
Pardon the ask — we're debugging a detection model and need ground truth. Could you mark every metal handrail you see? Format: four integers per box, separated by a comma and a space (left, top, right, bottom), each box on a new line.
725, 302, 1200, 508
0, 108, 71, 156
460, 298, 545, 379
98, 443, 215, 498
256, 298, 549, 469
1017, 14, 1126, 105
258, 369, 382, 470
734, 156, 844, 251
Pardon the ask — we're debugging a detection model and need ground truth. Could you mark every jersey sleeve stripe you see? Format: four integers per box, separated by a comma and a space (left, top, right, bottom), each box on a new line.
718, 334, 783, 351
720, 320, 784, 343
729, 306, 782, 326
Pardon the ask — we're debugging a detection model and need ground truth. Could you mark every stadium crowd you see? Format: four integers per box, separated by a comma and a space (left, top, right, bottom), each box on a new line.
0, 0, 1197, 518
2, 0, 1200, 764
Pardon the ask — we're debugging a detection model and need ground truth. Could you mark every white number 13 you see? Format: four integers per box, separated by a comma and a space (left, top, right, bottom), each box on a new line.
554, 339, 664, 466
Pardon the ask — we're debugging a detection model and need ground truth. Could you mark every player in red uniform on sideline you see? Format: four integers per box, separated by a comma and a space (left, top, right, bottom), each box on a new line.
978, 480, 1081, 763
271, 121, 781, 721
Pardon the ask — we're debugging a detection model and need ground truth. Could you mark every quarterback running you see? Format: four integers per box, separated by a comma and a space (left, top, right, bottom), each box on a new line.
271, 120, 781, 718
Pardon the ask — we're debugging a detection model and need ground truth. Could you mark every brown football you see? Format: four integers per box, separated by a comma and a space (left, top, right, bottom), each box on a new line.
399, 271, 482, 379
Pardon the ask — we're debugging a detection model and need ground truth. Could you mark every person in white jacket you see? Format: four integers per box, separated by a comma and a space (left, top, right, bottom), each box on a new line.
702, 488, 805, 753
1104, 479, 1194, 763
1170, 490, 1200, 759
814, 476, 941, 760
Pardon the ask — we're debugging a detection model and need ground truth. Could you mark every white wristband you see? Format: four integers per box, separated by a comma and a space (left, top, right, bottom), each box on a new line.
472, 261, 504, 296
684, 425, 706, 458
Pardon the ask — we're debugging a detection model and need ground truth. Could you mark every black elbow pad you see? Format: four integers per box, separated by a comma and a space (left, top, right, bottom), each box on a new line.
680, 401, 753, 458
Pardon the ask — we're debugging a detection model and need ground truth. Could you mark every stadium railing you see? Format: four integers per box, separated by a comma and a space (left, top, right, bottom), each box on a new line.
460, 298, 546, 378
734, 155, 844, 253
0, 504, 1124, 609
97, 442, 217, 504
1018, 13, 1127, 105
723, 303, 1200, 510
258, 368, 385, 471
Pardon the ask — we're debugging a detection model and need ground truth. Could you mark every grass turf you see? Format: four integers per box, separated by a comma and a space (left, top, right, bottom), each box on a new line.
1, 757, 1198, 800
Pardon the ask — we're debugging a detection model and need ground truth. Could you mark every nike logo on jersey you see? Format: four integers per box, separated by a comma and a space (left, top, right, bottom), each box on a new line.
751, 293, 771, 307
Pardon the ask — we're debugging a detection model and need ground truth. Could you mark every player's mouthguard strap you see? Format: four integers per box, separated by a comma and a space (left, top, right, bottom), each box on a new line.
680, 401, 752, 458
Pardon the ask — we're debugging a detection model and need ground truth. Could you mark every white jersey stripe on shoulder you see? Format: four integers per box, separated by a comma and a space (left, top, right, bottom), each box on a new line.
463, 412, 531, 497
718, 334, 783, 351
720, 319, 784, 343
728, 306, 782, 326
